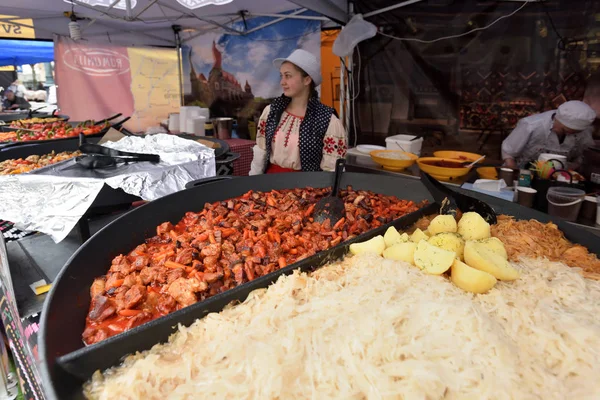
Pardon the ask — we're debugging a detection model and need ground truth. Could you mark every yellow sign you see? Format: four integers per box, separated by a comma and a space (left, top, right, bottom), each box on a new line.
0, 66, 15, 71
127, 47, 181, 131
0, 15, 35, 39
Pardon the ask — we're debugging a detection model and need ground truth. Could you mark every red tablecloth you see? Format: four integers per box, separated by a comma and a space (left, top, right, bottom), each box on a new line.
224, 139, 255, 176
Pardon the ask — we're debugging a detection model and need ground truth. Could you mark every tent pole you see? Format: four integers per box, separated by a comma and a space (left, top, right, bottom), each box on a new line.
244, 9, 308, 35
70, 0, 120, 19
134, 0, 159, 19
173, 25, 184, 106
83, 0, 122, 32
247, 13, 329, 21
156, 1, 243, 35
363, 0, 424, 18
339, 57, 344, 128
125, 0, 133, 20
345, 54, 351, 138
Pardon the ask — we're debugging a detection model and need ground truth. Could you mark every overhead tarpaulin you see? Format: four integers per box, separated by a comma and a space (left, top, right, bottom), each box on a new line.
0, 39, 53, 66
352, 0, 600, 163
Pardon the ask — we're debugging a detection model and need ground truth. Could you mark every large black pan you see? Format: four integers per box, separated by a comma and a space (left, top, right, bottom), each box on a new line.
0, 137, 101, 162
39, 173, 600, 400
0, 116, 130, 149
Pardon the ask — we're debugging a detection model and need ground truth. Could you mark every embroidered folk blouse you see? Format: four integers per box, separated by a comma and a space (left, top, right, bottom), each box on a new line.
249, 105, 347, 173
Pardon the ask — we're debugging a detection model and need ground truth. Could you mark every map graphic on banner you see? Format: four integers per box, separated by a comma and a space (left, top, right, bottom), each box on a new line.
55, 37, 180, 132
182, 14, 320, 137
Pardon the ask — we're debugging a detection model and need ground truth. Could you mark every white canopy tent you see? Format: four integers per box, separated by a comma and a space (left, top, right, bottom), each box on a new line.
0, 0, 470, 129
0, 0, 349, 46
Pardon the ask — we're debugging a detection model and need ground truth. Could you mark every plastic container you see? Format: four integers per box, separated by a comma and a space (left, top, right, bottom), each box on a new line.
546, 187, 585, 222
385, 134, 423, 156
580, 196, 597, 222
597, 195, 600, 226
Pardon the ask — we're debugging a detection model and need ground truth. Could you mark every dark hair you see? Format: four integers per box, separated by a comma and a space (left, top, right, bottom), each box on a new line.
285, 62, 318, 98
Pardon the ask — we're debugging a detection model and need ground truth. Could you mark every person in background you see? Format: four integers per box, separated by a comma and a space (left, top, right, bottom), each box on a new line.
501, 100, 596, 171
249, 49, 347, 174
2, 90, 31, 111
7, 80, 26, 98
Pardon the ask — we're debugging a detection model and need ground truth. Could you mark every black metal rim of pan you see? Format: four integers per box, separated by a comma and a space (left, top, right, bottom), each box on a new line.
38, 172, 600, 400
0, 137, 102, 162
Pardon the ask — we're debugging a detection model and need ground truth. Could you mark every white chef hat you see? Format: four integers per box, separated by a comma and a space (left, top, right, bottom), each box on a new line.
555, 100, 597, 131
273, 49, 322, 86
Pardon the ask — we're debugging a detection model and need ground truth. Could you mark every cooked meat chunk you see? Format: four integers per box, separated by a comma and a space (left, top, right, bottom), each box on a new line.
167, 277, 208, 307
90, 278, 106, 298
146, 292, 177, 315
88, 295, 116, 322
82, 327, 108, 344
105, 273, 124, 290
156, 222, 174, 235
129, 244, 148, 256
166, 268, 185, 284
124, 311, 153, 330
175, 248, 194, 265
115, 285, 146, 311
123, 273, 141, 288
201, 243, 222, 258
131, 255, 150, 271
139, 267, 167, 285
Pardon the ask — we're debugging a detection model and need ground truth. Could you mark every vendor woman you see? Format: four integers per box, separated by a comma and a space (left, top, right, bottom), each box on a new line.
249, 49, 347, 174
501, 100, 596, 171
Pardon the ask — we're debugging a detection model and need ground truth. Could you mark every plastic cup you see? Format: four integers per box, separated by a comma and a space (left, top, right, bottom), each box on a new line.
516, 187, 537, 208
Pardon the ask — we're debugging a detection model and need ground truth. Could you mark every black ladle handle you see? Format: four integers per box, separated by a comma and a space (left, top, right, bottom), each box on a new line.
332, 158, 345, 197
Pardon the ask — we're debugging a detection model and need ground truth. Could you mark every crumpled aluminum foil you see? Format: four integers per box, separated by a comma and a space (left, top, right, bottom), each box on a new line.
0, 134, 216, 242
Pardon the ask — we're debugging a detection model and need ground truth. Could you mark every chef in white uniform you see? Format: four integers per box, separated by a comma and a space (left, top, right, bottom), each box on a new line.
501, 100, 596, 171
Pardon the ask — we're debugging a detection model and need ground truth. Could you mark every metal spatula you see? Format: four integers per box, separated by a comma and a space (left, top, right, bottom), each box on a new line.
420, 171, 497, 224
313, 158, 346, 225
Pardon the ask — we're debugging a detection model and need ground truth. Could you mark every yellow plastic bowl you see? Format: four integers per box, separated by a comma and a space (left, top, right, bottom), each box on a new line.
417, 157, 471, 182
370, 150, 418, 171
433, 150, 483, 162
476, 167, 498, 180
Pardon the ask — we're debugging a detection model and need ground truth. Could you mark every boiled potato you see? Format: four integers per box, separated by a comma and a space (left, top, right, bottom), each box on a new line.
457, 212, 491, 240
428, 215, 458, 235
383, 242, 417, 265
413, 240, 455, 275
451, 259, 497, 294
399, 232, 410, 243
474, 237, 507, 260
349, 235, 386, 256
410, 228, 429, 243
464, 240, 519, 281
428, 233, 465, 260
384, 226, 404, 248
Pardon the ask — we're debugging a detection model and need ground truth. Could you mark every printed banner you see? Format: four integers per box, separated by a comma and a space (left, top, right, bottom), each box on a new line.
55, 37, 180, 132
182, 15, 320, 138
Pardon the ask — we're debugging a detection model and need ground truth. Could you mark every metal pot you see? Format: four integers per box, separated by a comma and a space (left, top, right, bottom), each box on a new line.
212, 117, 234, 140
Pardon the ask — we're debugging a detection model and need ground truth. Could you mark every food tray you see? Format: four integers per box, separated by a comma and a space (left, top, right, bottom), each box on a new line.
0, 137, 101, 162
0, 115, 128, 149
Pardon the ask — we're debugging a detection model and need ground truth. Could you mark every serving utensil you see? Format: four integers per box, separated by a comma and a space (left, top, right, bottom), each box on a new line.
76, 143, 160, 169
420, 171, 497, 224
464, 155, 486, 168
313, 158, 346, 224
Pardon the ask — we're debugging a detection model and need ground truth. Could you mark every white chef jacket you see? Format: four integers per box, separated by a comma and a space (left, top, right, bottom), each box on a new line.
501, 110, 595, 169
